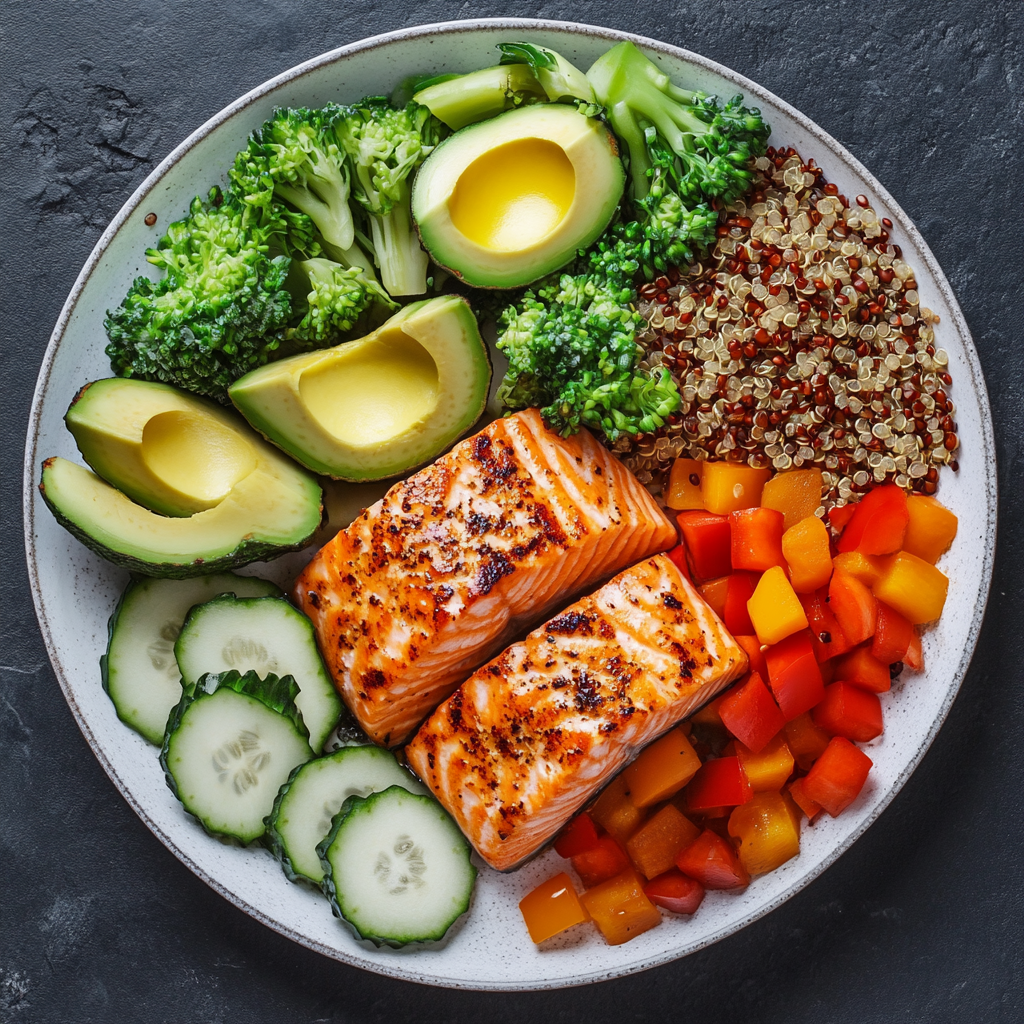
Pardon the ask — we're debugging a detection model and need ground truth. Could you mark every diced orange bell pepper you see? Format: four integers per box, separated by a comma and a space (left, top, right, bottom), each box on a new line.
832, 550, 888, 589
760, 468, 824, 530
666, 458, 706, 510
519, 872, 590, 943
675, 829, 750, 890
800, 588, 854, 661
905, 630, 924, 672
764, 630, 825, 721
782, 515, 833, 593
591, 775, 645, 843
828, 570, 878, 645
836, 483, 909, 555
873, 551, 949, 624
787, 777, 823, 821
736, 732, 796, 791
676, 511, 732, 581
803, 736, 873, 817
812, 681, 884, 742
718, 671, 786, 753
834, 645, 891, 693
690, 692, 727, 728
624, 726, 702, 808
784, 712, 832, 771
871, 602, 915, 665
626, 804, 701, 879
828, 503, 857, 533
728, 791, 801, 875
580, 871, 662, 945
686, 756, 753, 811
723, 571, 759, 635
903, 495, 958, 564
747, 566, 809, 645
730, 507, 786, 572
571, 835, 631, 888
643, 869, 705, 915
702, 462, 772, 515
734, 634, 768, 679
554, 812, 601, 858
699, 576, 730, 617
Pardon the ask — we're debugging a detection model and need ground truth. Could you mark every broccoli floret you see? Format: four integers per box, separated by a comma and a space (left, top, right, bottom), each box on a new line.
496, 224, 680, 441
104, 189, 295, 401
334, 98, 442, 297
284, 256, 397, 346
588, 41, 770, 204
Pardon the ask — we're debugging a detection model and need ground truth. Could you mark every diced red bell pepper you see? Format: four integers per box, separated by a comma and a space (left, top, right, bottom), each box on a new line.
871, 602, 915, 665
718, 671, 786, 754
764, 630, 825, 721
734, 634, 768, 679
666, 544, 694, 584
724, 572, 759, 635
730, 507, 786, 572
828, 503, 857, 534
836, 483, 909, 555
686, 756, 753, 811
676, 511, 732, 582
787, 777, 823, 821
834, 645, 891, 694
675, 829, 750, 890
904, 631, 924, 672
828, 570, 878, 646
800, 589, 854, 661
784, 712, 832, 771
812, 681, 884, 742
643, 869, 705, 915
554, 812, 601, 859
571, 835, 631, 888
803, 736, 873, 817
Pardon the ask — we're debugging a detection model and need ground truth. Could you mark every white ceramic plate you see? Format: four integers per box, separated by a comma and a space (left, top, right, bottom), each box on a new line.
23, 18, 996, 991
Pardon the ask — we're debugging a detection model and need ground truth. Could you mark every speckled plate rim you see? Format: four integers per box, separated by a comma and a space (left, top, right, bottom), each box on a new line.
23, 17, 997, 991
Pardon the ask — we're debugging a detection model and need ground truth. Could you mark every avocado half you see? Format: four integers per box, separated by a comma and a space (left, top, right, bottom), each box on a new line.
411, 104, 625, 290
228, 295, 491, 481
41, 379, 323, 577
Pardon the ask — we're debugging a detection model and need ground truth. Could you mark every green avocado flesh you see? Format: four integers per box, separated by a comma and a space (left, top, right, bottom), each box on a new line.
228, 295, 491, 481
411, 104, 624, 289
42, 379, 323, 577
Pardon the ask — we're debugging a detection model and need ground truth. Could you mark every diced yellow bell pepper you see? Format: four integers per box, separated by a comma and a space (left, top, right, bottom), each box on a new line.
590, 774, 646, 844
832, 550, 888, 588
782, 515, 833, 593
873, 551, 949, 624
519, 872, 589, 943
665, 458, 705, 510
624, 726, 702, 807
702, 462, 771, 514
579, 871, 662, 945
699, 575, 730, 617
736, 733, 796, 792
625, 804, 701, 879
903, 495, 958, 564
747, 566, 808, 645
761, 469, 823, 530
727, 791, 801, 875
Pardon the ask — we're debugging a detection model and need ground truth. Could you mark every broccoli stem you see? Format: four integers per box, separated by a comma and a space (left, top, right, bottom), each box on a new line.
413, 63, 546, 130
364, 179, 429, 297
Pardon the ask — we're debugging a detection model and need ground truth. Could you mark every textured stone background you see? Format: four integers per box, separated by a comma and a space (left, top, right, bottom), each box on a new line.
3, 2, 1022, 1021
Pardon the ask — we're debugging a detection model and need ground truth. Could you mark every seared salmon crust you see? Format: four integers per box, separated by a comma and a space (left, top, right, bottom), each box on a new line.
406, 554, 748, 871
294, 409, 676, 746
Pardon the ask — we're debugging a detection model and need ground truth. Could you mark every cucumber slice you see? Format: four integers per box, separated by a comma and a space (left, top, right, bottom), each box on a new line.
102, 573, 280, 744
266, 746, 427, 884
318, 786, 476, 947
174, 595, 341, 753
161, 670, 313, 843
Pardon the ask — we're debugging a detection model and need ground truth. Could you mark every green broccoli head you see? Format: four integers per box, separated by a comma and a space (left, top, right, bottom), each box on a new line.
105, 189, 295, 401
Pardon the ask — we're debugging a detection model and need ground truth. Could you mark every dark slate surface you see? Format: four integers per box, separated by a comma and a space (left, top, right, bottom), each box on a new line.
2, 2, 1022, 1021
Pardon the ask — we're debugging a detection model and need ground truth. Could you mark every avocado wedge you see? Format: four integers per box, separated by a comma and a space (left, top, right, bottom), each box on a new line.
41, 378, 323, 577
228, 295, 491, 481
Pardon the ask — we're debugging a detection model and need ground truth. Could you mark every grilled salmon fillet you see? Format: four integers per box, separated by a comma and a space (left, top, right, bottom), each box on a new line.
293, 409, 676, 746
405, 554, 748, 871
